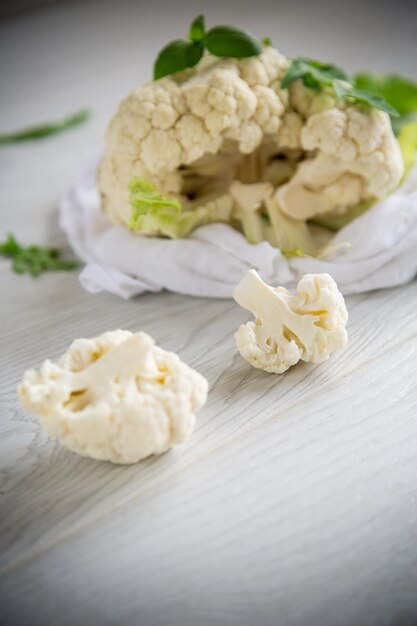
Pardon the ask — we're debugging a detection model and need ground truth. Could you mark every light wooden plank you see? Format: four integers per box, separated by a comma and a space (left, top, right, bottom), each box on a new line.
1, 1, 417, 624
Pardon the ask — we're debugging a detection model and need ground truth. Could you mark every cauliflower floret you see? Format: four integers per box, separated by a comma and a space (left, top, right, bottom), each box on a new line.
277, 106, 403, 220
18, 331, 208, 464
234, 270, 348, 373
239, 45, 289, 86
290, 80, 337, 118
276, 111, 304, 150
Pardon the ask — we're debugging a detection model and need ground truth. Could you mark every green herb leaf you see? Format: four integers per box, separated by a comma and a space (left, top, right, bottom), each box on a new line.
333, 80, 400, 117
281, 58, 400, 117
0, 110, 91, 145
153, 16, 264, 79
0, 234, 79, 276
153, 39, 204, 80
262, 37, 272, 47
204, 26, 262, 58
354, 73, 417, 117
188, 14, 205, 42
280, 60, 309, 88
281, 58, 348, 89
0, 234, 20, 256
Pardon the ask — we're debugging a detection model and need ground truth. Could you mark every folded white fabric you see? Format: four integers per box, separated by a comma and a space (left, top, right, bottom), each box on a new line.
60, 156, 417, 299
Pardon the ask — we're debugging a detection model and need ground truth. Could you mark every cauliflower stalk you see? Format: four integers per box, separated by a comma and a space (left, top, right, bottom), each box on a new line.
18, 330, 208, 464
98, 18, 405, 256
234, 270, 348, 373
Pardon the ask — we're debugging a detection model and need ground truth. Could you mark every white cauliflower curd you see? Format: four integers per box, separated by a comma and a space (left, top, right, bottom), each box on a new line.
99, 46, 290, 229
97, 25, 404, 255
233, 270, 348, 373
277, 105, 403, 220
18, 330, 208, 464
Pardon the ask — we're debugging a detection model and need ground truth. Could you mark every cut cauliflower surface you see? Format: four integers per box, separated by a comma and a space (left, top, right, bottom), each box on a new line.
234, 270, 348, 374
98, 44, 403, 252
18, 330, 208, 464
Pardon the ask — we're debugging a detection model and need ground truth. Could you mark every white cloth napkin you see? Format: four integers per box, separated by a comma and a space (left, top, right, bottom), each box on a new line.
60, 156, 417, 299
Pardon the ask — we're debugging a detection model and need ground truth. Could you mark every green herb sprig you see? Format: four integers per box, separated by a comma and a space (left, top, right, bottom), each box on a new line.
154, 15, 262, 80
281, 58, 349, 91
0, 109, 91, 145
332, 80, 399, 117
281, 58, 400, 117
0, 234, 80, 276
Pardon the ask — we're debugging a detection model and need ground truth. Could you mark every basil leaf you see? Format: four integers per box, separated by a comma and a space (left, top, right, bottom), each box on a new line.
0, 110, 90, 145
153, 17, 264, 79
306, 59, 348, 82
354, 73, 417, 117
303, 73, 321, 91
153, 40, 204, 80
281, 59, 309, 88
281, 58, 348, 89
204, 26, 262, 58
333, 80, 400, 117
281, 58, 400, 117
188, 14, 205, 42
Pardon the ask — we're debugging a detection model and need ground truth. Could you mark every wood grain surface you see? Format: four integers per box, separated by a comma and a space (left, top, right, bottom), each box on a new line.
1, 1, 417, 625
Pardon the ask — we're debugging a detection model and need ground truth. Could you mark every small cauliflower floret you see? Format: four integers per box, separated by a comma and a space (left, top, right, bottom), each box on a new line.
234, 270, 348, 373
276, 111, 304, 150
18, 331, 208, 464
277, 106, 404, 220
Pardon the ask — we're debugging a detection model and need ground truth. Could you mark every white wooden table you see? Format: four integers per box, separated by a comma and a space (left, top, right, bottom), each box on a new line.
1, 1, 417, 624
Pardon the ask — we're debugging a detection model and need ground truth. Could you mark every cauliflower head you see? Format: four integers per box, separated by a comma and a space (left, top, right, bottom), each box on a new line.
98, 44, 403, 252
234, 270, 348, 373
18, 330, 208, 464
